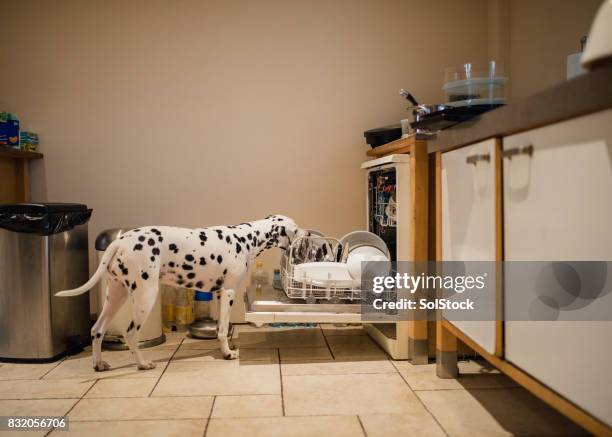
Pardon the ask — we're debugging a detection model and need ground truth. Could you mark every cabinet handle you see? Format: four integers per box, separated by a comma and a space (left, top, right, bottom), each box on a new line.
502, 145, 533, 159
465, 153, 490, 165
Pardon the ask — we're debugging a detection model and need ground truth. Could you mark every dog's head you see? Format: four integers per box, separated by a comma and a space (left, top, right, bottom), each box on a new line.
266, 214, 309, 251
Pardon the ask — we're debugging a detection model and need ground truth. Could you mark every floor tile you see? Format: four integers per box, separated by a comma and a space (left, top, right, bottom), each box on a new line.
68, 396, 213, 421
320, 324, 366, 336
84, 378, 159, 398
393, 360, 517, 391
279, 347, 332, 361
173, 346, 277, 363
325, 335, 387, 359
211, 394, 283, 418
0, 362, 60, 380
43, 349, 172, 380
281, 359, 397, 376
236, 328, 326, 349
153, 361, 280, 396
0, 398, 77, 416
417, 388, 588, 436
0, 379, 94, 399
283, 373, 420, 416
180, 337, 220, 349
206, 415, 364, 437
360, 413, 446, 437
51, 419, 206, 436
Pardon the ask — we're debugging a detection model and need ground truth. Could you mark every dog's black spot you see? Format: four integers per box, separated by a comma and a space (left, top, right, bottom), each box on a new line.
199, 257, 206, 266
246, 244, 250, 250
96, 332, 102, 338
169, 261, 175, 267
186, 282, 193, 288
127, 321, 135, 332
195, 281, 204, 288
136, 324, 141, 330
133, 229, 140, 232
150, 256, 155, 262
187, 272, 196, 279
141, 272, 149, 280
235, 243, 242, 253
158, 236, 163, 243
182, 263, 193, 271
216, 277, 224, 286
133, 244, 143, 251
177, 278, 185, 285
229, 299, 234, 306
169, 243, 179, 253
211, 285, 220, 292
124, 279, 130, 286
138, 235, 145, 242
217, 255, 223, 263
223, 268, 227, 275
148, 238, 155, 246
210, 254, 215, 260
151, 228, 161, 235
152, 247, 160, 255
131, 282, 137, 291
247, 233, 252, 240
226, 235, 231, 243
185, 254, 194, 262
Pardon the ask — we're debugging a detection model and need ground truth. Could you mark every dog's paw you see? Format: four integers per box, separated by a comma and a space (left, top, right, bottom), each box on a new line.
137, 360, 157, 370
223, 349, 239, 360
93, 361, 111, 372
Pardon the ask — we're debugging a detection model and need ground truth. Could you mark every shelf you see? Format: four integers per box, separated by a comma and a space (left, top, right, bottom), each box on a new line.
0, 146, 43, 160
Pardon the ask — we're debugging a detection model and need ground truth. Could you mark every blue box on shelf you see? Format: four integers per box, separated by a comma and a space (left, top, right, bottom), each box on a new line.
0, 113, 20, 148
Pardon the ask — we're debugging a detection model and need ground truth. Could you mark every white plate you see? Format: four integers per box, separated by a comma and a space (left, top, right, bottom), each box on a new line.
293, 262, 360, 288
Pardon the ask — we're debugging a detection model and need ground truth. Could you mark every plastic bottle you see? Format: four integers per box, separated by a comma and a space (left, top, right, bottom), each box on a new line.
272, 269, 282, 290
194, 291, 213, 320
161, 286, 176, 332
252, 260, 268, 292
174, 288, 194, 331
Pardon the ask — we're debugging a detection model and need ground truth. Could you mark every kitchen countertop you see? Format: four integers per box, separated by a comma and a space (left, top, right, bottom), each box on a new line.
427, 64, 612, 154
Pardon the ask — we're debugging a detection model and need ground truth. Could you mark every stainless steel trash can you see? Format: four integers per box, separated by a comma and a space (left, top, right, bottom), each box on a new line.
0, 203, 91, 362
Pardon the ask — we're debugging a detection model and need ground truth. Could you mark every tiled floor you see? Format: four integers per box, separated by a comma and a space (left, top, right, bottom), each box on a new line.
0, 324, 589, 437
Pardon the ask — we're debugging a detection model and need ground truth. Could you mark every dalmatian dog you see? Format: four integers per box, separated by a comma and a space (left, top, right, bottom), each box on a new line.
55, 215, 306, 371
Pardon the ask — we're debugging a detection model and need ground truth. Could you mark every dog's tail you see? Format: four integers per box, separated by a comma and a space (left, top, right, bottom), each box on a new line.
55, 240, 120, 297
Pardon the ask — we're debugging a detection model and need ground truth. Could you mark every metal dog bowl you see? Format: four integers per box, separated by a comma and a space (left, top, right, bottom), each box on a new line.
189, 320, 233, 339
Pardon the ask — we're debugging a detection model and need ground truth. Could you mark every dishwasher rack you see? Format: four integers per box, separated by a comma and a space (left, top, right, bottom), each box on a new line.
280, 236, 362, 301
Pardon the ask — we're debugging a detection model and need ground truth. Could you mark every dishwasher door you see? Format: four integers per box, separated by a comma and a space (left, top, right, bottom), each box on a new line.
244, 285, 362, 324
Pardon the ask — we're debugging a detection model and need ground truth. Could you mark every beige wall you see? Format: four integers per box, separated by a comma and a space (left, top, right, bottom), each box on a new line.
508, 0, 602, 99
0, 0, 489, 317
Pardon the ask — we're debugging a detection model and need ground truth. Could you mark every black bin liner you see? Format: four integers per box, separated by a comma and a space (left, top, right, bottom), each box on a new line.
0, 203, 92, 236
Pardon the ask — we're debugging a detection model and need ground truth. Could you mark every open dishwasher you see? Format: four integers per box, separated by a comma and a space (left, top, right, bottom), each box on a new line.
245, 155, 413, 359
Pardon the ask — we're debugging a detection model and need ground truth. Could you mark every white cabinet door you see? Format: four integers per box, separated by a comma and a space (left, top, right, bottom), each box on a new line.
503, 108, 612, 427
442, 138, 497, 355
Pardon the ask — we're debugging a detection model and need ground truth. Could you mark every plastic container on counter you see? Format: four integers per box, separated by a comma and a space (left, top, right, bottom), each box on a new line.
443, 61, 507, 106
